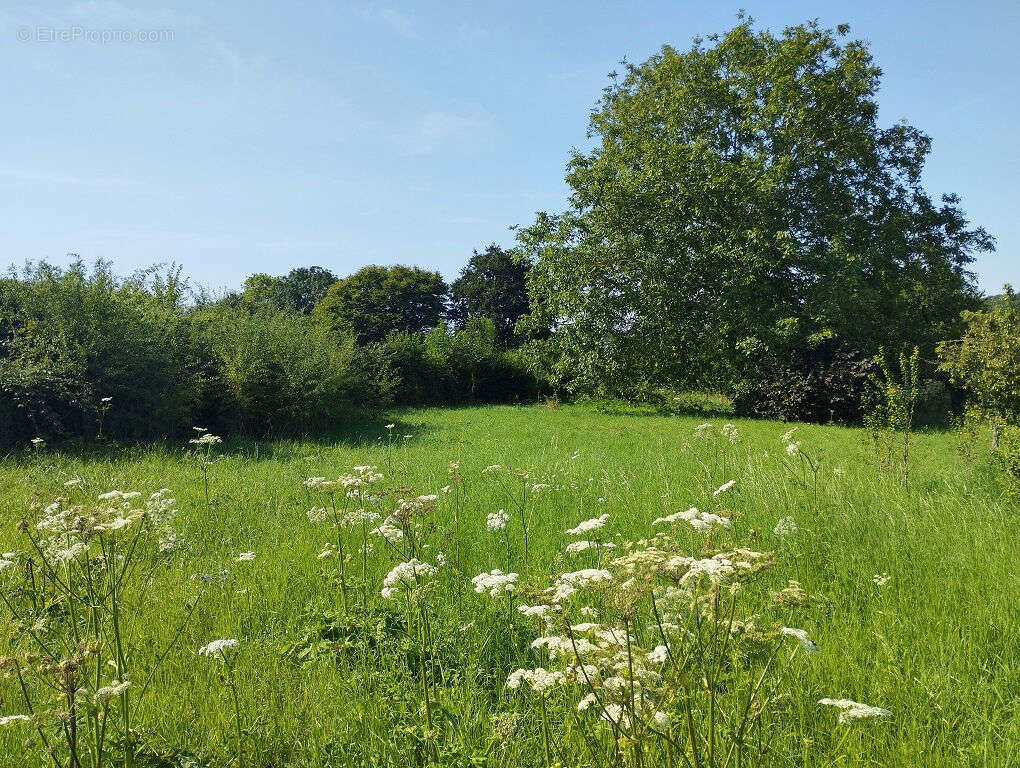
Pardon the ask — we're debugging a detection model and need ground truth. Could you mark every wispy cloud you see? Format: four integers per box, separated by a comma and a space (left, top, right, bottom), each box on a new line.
0, 167, 152, 191
402, 108, 494, 154
358, 4, 419, 40
67, 1, 200, 29
439, 215, 487, 225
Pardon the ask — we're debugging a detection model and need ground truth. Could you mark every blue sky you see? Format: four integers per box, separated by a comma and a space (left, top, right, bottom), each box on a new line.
2, 1, 1017, 294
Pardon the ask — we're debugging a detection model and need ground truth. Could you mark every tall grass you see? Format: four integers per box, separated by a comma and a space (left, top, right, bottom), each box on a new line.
1, 405, 1016, 766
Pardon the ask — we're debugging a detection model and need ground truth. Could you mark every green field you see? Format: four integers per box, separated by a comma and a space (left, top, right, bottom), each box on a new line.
1, 405, 1017, 767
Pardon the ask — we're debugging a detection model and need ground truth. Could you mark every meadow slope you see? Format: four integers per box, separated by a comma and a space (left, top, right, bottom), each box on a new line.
1, 405, 1017, 767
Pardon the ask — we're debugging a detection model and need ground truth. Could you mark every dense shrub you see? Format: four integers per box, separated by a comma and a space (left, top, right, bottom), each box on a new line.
0, 262, 205, 445
0, 262, 539, 447
192, 306, 383, 435
378, 319, 541, 405
938, 287, 1020, 445
733, 346, 878, 423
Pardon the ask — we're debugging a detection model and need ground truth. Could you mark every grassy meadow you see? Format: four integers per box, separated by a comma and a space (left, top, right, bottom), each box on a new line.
1, 404, 1017, 767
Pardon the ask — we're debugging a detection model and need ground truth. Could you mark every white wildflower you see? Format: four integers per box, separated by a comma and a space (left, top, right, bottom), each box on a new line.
647, 644, 670, 664
774, 516, 798, 536
237, 551, 255, 562
566, 514, 609, 536
370, 521, 404, 543
381, 558, 437, 599
198, 639, 238, 657
189, 433, 222, 447
713, 480, 736, 497
517, 604, 552, 619
486, 510, 510, 532
780, 627, 819, 654
0, 715, 31, 727
505, 667, 565, 693
94, 679, 131, 703
471, 569, 519, 597
549, 568, 613, 602
873, 573, 891, 587
818, 698, 891, 723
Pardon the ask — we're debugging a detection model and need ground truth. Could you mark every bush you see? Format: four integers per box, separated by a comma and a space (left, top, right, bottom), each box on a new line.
377, 320, 541, 406
733, 345, 877, 423
0, 262, 205, 446
193, 306, 383, 435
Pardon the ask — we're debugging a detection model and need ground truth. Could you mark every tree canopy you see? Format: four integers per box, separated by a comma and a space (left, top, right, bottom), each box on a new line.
314, 265, 448, 343
239, 266, 338, 313
517, 17, 993, 397
449, 245, 532, 347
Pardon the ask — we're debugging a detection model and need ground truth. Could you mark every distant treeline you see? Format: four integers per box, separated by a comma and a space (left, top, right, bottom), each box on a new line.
0, 249, 544, 446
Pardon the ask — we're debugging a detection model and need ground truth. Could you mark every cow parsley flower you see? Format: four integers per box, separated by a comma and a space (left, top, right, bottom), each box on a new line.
381, 559, 436, 599
818, 698, 891, 723
518, 604, 552, 618
506, 667, 565, 693
189, 433, 222, 447
472, 569, 519, 597
94, 679, 131, 703
548, 568, 613, 601
873, 573, 891, 587
370, 521, 404, 543
564, 540, 616, 555
566, 514, 609, 536
198, 639, 238, 658
774, 516, 798, 536
0, 715, 31, 727
237, 551, 255, 562
486, 510, 510, 531
713, 480, 736, 497
780, 627, 819, 654
648, 644, 670, 664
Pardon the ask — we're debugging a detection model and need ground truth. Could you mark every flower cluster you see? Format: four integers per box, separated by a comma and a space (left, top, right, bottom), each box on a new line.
471, 569, 519, 597
381, 558, 437, 599
653, 506, 731, 532
486, 509, 510, 532
565, 514, 609, 536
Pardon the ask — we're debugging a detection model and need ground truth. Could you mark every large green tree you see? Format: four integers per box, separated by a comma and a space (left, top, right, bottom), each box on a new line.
314, 265, 448, 343
239, 266, 338, 313
517, 17, 992, 397
449, 245, 532, 347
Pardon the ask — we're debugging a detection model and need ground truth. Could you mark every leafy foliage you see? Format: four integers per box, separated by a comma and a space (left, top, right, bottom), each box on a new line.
314, 265, 448, 343
0, 261, 206, 443
373, 318, 541, 405
733, 344, 877, 423
449, 245, 533, 347
938, 287, 1020, 436
239, 267, 339, 314
517, 17, 991, 402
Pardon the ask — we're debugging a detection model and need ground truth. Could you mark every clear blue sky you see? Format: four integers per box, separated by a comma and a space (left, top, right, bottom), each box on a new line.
2, 1, 1017, 294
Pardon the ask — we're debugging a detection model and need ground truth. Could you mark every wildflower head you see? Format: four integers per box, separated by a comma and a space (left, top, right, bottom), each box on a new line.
198, 638, 238, 660
381, 558, 437, 599
818, 698, 891, 723
566, 514, 609, 537
471, 569, 519, 597
486, 509, 510, 532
